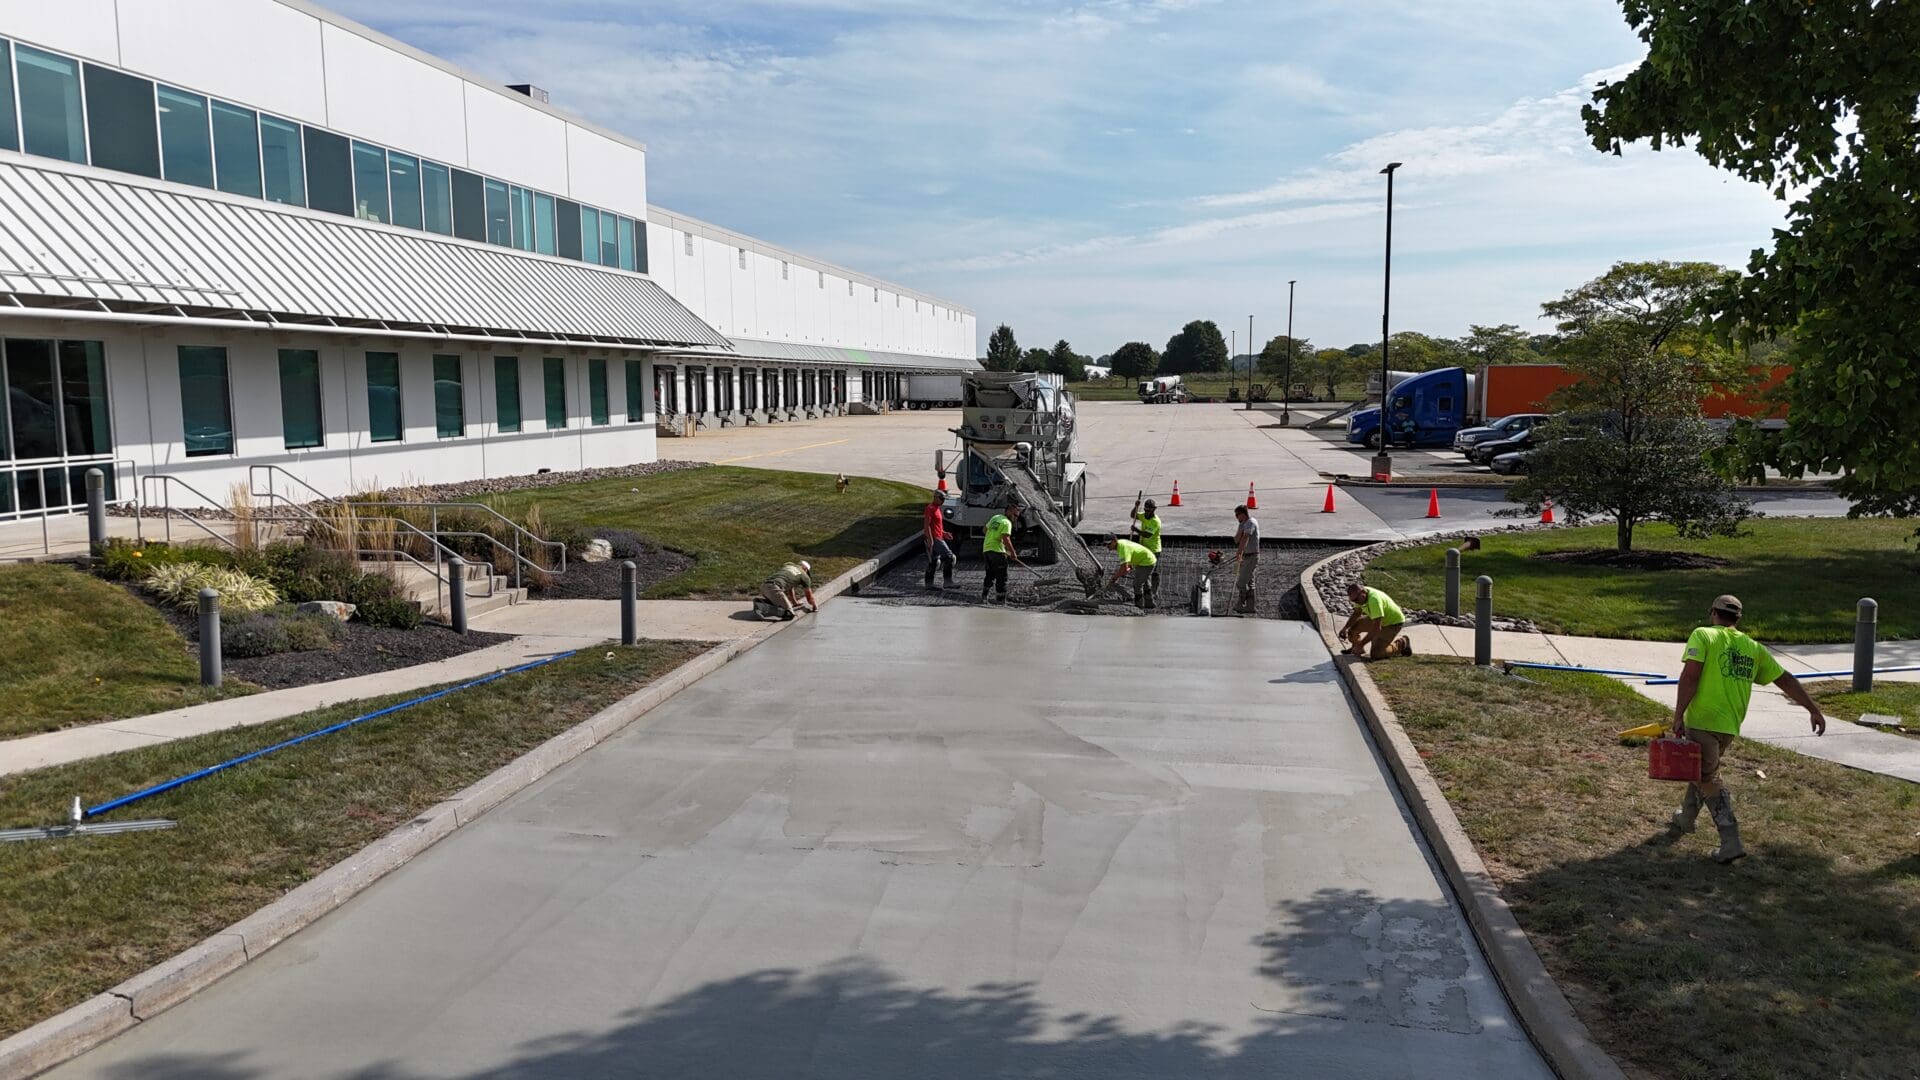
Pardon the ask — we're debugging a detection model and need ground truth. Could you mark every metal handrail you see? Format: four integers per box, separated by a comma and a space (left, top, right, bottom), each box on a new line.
138, 473, 240, 550
2, 457, 139, 554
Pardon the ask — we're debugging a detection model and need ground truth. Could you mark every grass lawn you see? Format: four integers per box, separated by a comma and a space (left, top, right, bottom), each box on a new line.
0, 563, 253, 738
1064, 375, 1365, 402
485, 465, 926, 598
1370, 657, 1919, 1080
1809, 680, 1920, 738
0, 641, 704, 1041
1365, 518, 1920, 643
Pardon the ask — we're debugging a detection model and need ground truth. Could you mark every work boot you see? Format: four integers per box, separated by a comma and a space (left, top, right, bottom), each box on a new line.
1707, 791, 1746, 864
1668, 786, 1702, 834
1395, 636, 1413, 657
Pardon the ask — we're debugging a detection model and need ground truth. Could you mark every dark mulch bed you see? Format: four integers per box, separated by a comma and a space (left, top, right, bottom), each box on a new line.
529, 528, 695, 601
128, 583, 511, 692
1530, 549, 1732, 571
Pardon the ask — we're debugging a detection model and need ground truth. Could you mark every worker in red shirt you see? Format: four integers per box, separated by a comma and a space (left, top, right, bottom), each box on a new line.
923, 490, 955, 589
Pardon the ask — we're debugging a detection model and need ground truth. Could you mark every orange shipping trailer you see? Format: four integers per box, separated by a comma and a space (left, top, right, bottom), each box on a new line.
1475, 363, 1789, 422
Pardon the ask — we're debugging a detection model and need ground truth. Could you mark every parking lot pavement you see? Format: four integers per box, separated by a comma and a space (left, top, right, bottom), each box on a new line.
53, 603, 1550, 1080
1342, 483, 1855, 538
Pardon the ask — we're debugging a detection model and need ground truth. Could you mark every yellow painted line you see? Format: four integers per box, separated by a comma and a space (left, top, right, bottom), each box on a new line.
713, 439, 852, 465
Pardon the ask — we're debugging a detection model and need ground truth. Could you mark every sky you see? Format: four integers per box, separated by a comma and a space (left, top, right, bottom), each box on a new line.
330, 0, 1787, 358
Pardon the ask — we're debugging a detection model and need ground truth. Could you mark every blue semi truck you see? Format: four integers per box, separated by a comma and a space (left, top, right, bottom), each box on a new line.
1345, 366, 1477, 449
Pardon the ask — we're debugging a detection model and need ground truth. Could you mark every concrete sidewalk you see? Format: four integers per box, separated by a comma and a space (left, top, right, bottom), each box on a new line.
1405, 626, 1920, 783
0, 600, 756, 779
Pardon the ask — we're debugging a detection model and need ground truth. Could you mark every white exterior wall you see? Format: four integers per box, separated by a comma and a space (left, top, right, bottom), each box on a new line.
11, 0, 649, 219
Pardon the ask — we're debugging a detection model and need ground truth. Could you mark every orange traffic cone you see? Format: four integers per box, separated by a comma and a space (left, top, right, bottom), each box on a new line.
936, 474, 948, 493
1425, 488, 1441, 519
1245, 482, 1258, 510
1320, 484, 1337, 513
1540, 498, 1556, 524
1168, 481, 1182, 507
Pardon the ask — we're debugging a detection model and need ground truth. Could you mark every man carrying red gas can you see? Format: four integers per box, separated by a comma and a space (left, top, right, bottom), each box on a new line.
1668, 594, 1826, 863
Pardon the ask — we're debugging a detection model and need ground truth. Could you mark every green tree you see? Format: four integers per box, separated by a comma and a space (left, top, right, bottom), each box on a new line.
1109, 341, 1159, 381
1048, 339, 1087, 381
1312, 348, 1358, 401
985, 324, 1020, 372
1506, 260, 1751, 552
1584, 0, 1920, 516
1019, 347, 1051, 373
1162, 320, 1229, 375
1343, 342, 1375, 358
1460, 323, 1539, 363
1386, 331, 1469, 371
1257, 335, 1312, 382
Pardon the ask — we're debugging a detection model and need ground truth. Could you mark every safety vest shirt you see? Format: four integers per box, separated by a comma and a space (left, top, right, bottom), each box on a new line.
1115, 539, 1157, 568
1133, 513, 1162, 554
982, 515, 1013, 554
1681, 625, 1784, 735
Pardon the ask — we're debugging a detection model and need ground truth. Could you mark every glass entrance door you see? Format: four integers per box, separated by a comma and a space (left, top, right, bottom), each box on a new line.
3, 337, 115, 520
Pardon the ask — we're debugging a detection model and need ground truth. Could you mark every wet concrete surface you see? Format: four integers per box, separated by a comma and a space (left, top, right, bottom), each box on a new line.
52, 603, 1549, 1080
863, 537, 1354, 620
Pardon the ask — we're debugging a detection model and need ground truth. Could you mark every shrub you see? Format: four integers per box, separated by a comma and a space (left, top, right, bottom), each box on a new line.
223, 615, 291, 658
262, 542, 362, 604
355, 594, 422, 630
283, 612, 343, 651
97, 539, 235, 581
144, 563, 280, 614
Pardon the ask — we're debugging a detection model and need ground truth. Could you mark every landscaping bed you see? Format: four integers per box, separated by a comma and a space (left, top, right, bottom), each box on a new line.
1361, 518, 1920, 643
1369, 658, 1920, 1080
0, 642, 708, 1042
529, 528, 696, 601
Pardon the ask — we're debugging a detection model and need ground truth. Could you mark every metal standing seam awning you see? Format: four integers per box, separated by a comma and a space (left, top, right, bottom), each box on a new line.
662, 337, 981, 373
0, 156, 730, 351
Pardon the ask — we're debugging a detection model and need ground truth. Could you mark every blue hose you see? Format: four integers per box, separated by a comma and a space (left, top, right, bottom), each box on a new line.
1505, 661, 1670, 679
86, 651, 577, 819
1645, 663, 1920, 687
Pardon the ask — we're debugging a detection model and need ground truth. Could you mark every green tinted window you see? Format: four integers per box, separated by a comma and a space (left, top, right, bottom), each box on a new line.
157, 85, 213, 188
352, 141, 388, 223
433, 355, 464, 438
579, 207, 600, 265
17, 46, 84, 163
422, 161, 452, 235
278, 349, 323, 449
0, 40, 17, 153
7, 339, 59, 458
178, 346, 233, 457
303, 127, 352, 215
543, 358, 567, 429
625, 360, 644, 422
494, 357, 522, 433
59, 341, 110, 457
510, 186, 534, 251
211, 100, 262, 197
260, 115, 305, 206
484, 179, 510, 245
533, 193, 556, 255
84, 65, 159, 177
387, 153, 422, 230
366, 352, 402, 442
617, 217, 636, 271
589, 359, 609, 425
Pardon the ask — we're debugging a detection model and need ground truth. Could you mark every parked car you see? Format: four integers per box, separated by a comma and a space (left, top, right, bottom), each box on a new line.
1469, 427, 1536, 465
1453, 412, 1546, 454
1488, 448, 1534, 475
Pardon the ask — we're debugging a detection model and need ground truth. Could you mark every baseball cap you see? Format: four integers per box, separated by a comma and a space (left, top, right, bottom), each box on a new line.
1143, 498, 1157, 511
1711, 594, 1742, 617
799, 560, 812, 572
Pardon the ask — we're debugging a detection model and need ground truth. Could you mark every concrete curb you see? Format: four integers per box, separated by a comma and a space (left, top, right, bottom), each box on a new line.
1300, 545, 1627, 1080
0, 534, 922, 1080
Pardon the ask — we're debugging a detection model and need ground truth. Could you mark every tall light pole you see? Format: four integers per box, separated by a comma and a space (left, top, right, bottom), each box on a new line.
1283, 279, 1297, 426
1229, 328, 1236, 400
1245, 314, 1255, 410
1375, 162, 1403, 482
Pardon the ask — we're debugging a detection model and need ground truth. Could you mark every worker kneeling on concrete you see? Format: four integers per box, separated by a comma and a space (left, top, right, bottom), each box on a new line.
1104, 535, 1158, 608
1338, 582, 1411, 660
758, 559, 817, 620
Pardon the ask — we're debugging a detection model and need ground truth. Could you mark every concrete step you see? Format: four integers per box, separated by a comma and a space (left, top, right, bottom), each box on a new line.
461, 587, 528, 620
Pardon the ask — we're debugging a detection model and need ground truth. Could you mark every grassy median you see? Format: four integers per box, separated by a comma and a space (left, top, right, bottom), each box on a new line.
1809, 680, 1920, 738
0, 563, 253, 738
1370, 657, 1919, 1080
485, 465, 925, 598
0, 641, 704, 1042
1365, 518, 1920, 643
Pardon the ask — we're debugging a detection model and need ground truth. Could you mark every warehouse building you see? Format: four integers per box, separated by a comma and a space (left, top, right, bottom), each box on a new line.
0, 0, 976, 522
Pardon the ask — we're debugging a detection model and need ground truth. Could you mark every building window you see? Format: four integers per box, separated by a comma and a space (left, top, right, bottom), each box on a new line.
16, 46, 84, 164
211, 100, 261, 198
57, 341, 111, 458
849, 281, 854, 296
625, 360, 644, 422
0, 40, 17, 154
450, 169, 485, 242
542, 358, 567, 429
634, 219, 648, 273
6, 339, 61, 459
260, 114, 305, 207
819, 271, 825, 289
303, 127, 352, 215
484, 178, 511, 245
738, 248, 747, 270
178, 346, 233, 457
781, 261, 789, 281
509, 186, 533, 251
556, 199, 581, 260
277, 349, 323, 450
616, 216, 636, 271
365, 352, 402, 443
494, 357, 522, 433
589, 359, 609, 425
157, 85, 214, 188
875, 288, 880, 302
579, 207, 601, 265
84, 65, 159, 178
352, 141, 389, 223
533, 193, 556, 255
599, 214, 618, 267
389, 152, 423, 230
684, 231, 694, 256
433, 355, 465, 438
422, 161, 453, 235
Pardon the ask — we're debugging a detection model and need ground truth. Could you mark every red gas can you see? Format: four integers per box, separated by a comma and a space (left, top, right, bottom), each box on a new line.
1648, 736, 1703, 782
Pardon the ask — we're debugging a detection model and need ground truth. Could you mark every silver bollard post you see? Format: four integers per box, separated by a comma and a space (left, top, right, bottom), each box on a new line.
85, 468, 107, 553
1444, 547, 1461, 618
198, 588, 222, 687
448, 556, 468, 636
1855, 597, 1877, 694
1474, 575, 1493, 667
621, 561, 638, 645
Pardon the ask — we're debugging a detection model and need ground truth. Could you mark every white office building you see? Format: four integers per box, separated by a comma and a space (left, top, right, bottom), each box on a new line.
0, 0, 976, 521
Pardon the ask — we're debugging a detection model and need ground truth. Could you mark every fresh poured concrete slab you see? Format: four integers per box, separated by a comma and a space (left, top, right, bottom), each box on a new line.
51, 602, 1549, 1079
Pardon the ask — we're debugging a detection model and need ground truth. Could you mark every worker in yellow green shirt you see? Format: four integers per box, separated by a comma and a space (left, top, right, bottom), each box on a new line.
1129, 495, 1163, 605
1104, 535, 1159, 608
979, 501, 1025, 603
1669, 594, 1825, 864
1338, 582, 1411, 660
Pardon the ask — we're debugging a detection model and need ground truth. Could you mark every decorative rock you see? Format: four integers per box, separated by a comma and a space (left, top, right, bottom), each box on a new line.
295, 600, 357, 622
580, 539, 615, 563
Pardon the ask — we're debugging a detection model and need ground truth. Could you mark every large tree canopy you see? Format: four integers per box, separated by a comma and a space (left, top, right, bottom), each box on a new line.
1109, 341, 1159, 380
1162, 321, 1229, 375
1584, 0, 1920, 514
